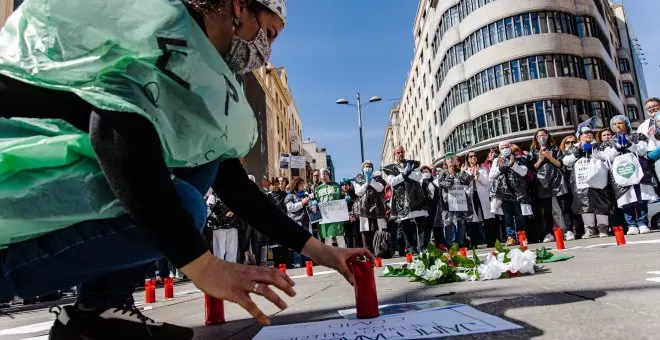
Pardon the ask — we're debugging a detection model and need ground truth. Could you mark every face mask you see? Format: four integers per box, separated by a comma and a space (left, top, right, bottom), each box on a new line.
225, 29, 271, 75
538, 136, 548, 147
422, 172, 431, 180
500, 148, 512, 157
363, 168, 373, 175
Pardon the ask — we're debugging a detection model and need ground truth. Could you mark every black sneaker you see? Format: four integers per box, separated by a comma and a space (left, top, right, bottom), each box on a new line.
48, 305, 193, 340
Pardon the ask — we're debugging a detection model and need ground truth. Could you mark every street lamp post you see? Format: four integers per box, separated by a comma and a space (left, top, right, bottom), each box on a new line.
336, 93, 382, 163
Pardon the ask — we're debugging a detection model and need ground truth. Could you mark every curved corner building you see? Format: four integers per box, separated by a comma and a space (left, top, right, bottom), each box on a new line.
389, 0, 644, 166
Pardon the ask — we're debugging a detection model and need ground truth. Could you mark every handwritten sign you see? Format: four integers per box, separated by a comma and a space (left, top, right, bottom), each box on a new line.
319, 199, 349, 224
254, 304, 522, 340
575, 158, 590, 189
447, 184, 468, 212
290, 156, 307, 169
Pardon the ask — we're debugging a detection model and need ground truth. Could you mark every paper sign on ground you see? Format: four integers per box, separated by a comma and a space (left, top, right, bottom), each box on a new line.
338, 299, 458, 319
290, 156, 307, 169
254, 304, 522, 340
318, 199, 349, 224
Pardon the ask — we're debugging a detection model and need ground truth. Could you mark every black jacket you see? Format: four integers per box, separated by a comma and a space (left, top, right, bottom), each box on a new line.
382, 161, 428, 218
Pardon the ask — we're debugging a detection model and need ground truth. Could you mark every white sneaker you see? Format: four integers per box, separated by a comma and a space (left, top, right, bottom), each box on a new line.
598, 226, 609, 238
639, 225, 651, 234
565, 231, 576, 241
627, 227, 640, 235
543, 233, 555, 243
582, 228, 595, 239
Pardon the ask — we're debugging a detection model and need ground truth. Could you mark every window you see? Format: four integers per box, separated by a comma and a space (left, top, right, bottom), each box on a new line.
489, 23, 498, 45
531, 13, 540, 34
522, 14, 531, 36
626, 105, 640, 121
584, 58, 593, 80
529, 56, 538, 79
537, 55, 546, 78
520, 57, 530, 81
527, 103, 538, 129
511, 59, 520, 83
546, 55, 556, 77
495, 64, 504, 87
514, 15, 523, 38
535, 101, 546, 127
623, 82, 635, 97
497, 20, 505, 42
505, 17, 513, 39
503, 62, 511, 85
509, 106, 519, 132
619, 58, 631, 73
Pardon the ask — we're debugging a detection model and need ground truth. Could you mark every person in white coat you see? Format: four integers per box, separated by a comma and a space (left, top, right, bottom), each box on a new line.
465, 151, 492, 248
636, 97, 660, 146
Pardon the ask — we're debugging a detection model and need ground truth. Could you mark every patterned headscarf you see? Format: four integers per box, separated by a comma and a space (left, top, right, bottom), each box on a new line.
256, 0, 286, 23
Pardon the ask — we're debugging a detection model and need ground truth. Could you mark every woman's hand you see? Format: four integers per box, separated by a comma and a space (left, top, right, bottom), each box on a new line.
302, 238, 374, 285
181, 252, 296, 325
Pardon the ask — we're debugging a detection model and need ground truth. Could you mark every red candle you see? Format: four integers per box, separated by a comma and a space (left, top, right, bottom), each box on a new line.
459, 248, 467, 257
164, 277, 174, 299
279, 263, 286, 273
553, 227, 565, 250
517, 231, 528, 250
613, 226, 626, 245
204, 294, 225, 326
306, 260, 314, 276
405, 253, 413, 263
374, 257, 383, 268
144, 279, 156, 304
352, 257, 379, 319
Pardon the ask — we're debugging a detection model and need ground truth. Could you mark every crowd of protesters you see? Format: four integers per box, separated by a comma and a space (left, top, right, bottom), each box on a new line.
191, 98, 660, 272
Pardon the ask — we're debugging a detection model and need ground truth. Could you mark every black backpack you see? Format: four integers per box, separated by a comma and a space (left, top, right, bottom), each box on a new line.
373, 229, 393, 259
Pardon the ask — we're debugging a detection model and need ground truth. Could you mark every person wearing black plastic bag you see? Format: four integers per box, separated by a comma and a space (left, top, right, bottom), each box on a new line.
0, 1, 372, 338
562, 124, 612, 238
353, 161, 388, 254
383, 146, 429, 254
528, 129, 571, 243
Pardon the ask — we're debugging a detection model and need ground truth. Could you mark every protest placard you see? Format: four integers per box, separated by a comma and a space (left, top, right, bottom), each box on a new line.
448, 184, 468, 212
279, 153, 290, 169
290, 156, 307, 169
318, 199, 349, 224
307, 200, 322, 224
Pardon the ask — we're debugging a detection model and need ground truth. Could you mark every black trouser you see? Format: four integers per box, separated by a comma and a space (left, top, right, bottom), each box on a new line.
250, 229, 263, 266
387, 219, 404, 255
361, 230, 375, 253
537, 197, 555, 235
343, 221, 361, 248
397, 216, 426, 254
556, 194, 574, 233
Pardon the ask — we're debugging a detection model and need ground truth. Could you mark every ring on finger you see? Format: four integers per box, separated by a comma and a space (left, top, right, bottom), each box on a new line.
251, 282, 260, 294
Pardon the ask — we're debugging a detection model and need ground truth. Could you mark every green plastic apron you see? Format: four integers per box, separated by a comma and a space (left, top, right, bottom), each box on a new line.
0, 0, 257, 248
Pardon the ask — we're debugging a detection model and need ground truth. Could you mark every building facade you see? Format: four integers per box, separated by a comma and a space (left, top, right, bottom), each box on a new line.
302, 139, 335, 179
381, 106, 402, 167
1, 0, 19, 26
252, 65, 308, 182
612, 3, 649, 122
389, 0, 647, 166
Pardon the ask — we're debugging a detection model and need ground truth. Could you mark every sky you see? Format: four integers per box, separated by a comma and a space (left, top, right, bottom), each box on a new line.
270, 0, 660, 182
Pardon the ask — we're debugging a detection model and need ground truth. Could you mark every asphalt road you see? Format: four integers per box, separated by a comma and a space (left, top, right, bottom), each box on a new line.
2, 232, 659, 340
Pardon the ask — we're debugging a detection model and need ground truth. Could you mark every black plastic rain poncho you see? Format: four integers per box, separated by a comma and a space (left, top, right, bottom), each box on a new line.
528, 146, 568, 198
489, 156, 531, 204
382, 161, 428, 218
353, 174, 387, 219
562, 144, 612, 215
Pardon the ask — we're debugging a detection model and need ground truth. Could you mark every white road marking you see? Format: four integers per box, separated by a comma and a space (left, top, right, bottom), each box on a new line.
647, 271, 660, 275
289, 270, 336, 279
0, 321, 52, 335
646, 277, 660, 283
15, 336, 48, 340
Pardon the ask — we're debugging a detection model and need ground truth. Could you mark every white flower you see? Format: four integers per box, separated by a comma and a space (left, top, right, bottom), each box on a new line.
434, 259, 447, 267
476, 254, 507, 280
382, 267, 390, 275
456, 272, 469, 281
422, 263, 444, 280
409, 260, 426, 276
507, 248, 536, 274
